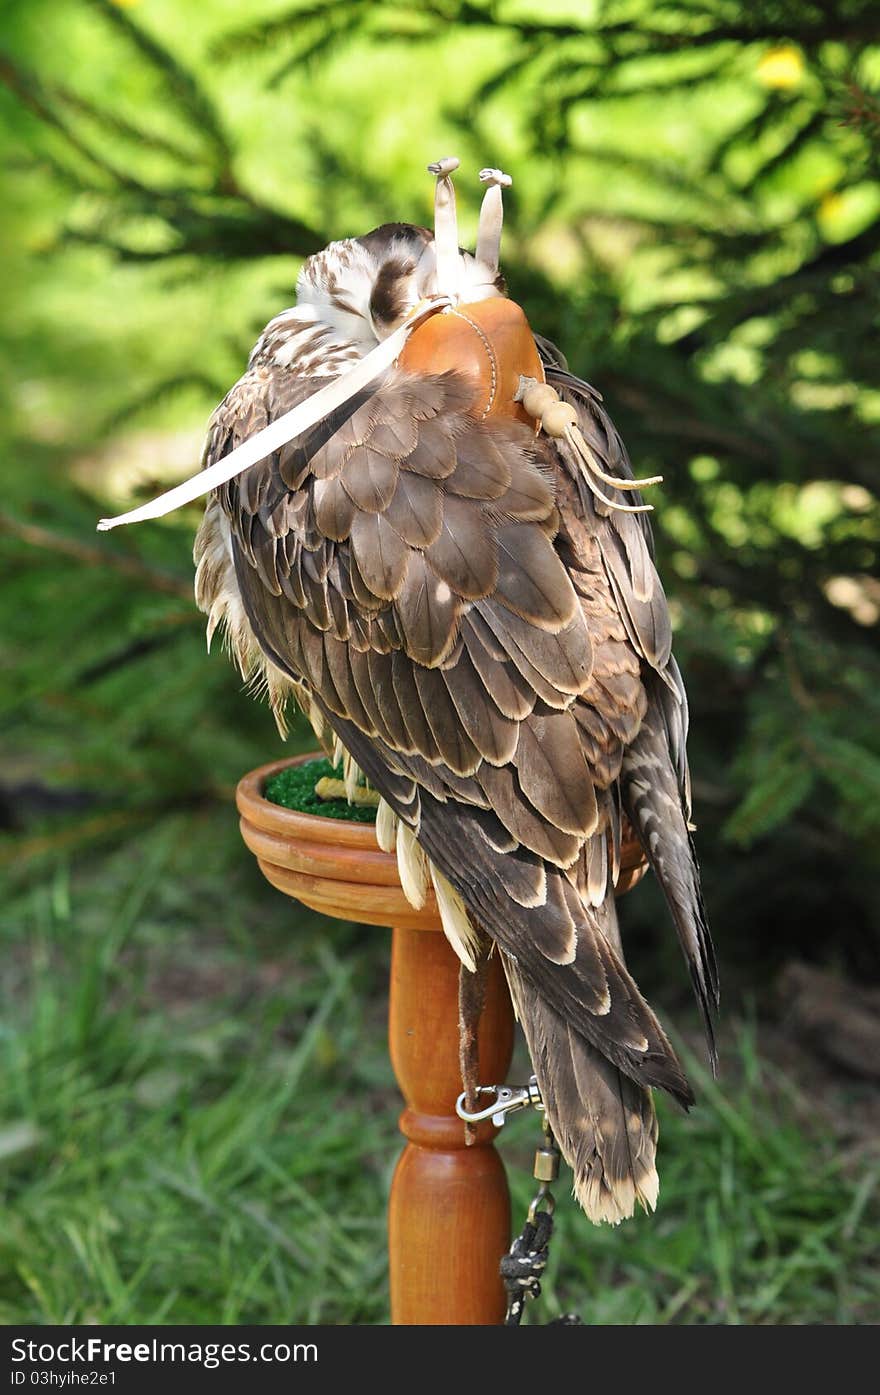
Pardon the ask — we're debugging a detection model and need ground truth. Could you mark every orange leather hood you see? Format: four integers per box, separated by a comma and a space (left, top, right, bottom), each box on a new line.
398, 297, 545, 427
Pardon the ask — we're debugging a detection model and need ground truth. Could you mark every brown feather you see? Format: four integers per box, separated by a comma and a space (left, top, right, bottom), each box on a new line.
404, 415, 458, 479
413, 663, 482, 776
470, 806, 519, 854
300, 568, 331, 631
322, 631, 372, 729
461, 619, 536, 721
494, 523, 578, 629
602, 528, 672, 671
251, 535, 282, 597
497, 451, 556, 521
277, 438, 311, 492
346, 645, 386, 738
277, 536, 306, 608
448, 429, 511, 500
533, 868, 579, 965
383, 469, 443, 548
476, 763, 581, 868
424, 495, 498, 600
573, 701, 625, 788
366, 648, 414, 752
514, 711, 599, 838
394, 550, 461, 667
374, 603, 403, 651
301, 539, 332, 584
349, 510, 410, 601
308, 393, 384, 478
365, 412, 420, 459
347, 548, 383, 611
390, 648, 440, 759
326, 575, 351, 641
505, 949, 658, 1225
313, 476, 356, 541
479, 601, 593, 701
442, 648, 520, 766
341, 447, 399, 513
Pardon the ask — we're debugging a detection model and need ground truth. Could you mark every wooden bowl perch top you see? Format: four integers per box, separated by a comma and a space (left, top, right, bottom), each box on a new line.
237, 754, 648, 932
237, 756, 441, 932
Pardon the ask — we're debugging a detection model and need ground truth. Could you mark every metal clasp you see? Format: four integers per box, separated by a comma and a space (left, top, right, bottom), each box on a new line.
528, 1119, 561, 1221
455, 1075, 544, 1128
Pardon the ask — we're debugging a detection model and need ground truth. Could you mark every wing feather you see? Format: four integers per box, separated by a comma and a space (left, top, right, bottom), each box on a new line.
349, 510, 410, 601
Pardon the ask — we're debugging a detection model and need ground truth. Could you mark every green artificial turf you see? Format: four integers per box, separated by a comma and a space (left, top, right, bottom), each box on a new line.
263, 759, 377, 823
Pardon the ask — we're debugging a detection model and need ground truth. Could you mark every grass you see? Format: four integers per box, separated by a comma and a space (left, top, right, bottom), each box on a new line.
525, 1031, 880, 1325
1, 807, 878, 1325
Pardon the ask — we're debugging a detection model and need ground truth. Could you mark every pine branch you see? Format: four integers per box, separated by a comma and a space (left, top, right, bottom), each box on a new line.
0, 56, 151, 194
83, 0, 231, 171
0, 515, 193, 600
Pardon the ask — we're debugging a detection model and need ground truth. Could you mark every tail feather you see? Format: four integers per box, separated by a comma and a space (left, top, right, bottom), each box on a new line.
622, 708, 719, 1069
502, 892, 662, 1226
505, 952, 659, 1225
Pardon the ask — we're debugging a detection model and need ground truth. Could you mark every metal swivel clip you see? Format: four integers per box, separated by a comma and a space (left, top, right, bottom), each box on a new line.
528, 1118, 561, 1221
455, 1075, 544, 1128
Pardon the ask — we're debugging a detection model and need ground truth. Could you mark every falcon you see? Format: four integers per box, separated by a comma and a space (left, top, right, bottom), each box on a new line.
100, 159, 718, 1224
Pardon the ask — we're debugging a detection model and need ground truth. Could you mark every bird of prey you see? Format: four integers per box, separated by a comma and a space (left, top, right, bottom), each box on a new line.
100, 159, 717, 1224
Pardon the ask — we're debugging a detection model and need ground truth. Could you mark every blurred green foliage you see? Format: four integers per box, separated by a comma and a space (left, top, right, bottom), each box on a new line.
1, 0, 879, 1325
2, 0, 878, 973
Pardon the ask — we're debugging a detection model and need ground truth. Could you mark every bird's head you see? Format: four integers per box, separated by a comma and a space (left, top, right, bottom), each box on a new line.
295, 161, 510, 349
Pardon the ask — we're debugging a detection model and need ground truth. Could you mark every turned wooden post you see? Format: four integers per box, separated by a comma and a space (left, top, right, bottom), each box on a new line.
388, 926, 513, 1325
236, 755, 515, 1325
